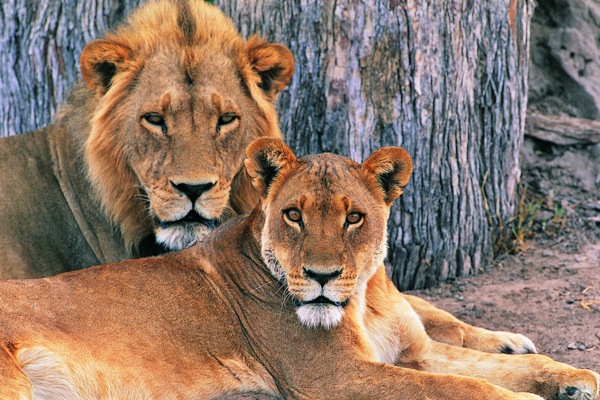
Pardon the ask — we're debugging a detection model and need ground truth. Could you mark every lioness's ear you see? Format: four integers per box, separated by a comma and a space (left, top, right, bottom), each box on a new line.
80, 39, 133, 95
361, 147, 413, 205
245, 138, 297, 197
245, 35, 294, 100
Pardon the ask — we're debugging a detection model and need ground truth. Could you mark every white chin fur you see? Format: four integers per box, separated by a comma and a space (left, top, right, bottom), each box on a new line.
155, 224, 211, 251
296, 304, 345, 329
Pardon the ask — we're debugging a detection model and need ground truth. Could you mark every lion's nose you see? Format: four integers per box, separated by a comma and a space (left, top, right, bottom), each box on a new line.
171, 181, 216, 203
303, 267, 343, 287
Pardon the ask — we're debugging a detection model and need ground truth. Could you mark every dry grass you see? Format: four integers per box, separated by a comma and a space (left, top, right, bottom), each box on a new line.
493, 184, 568, 256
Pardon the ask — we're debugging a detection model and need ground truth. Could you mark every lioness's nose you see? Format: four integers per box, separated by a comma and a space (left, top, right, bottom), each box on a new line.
303, 267, 343, 287
171, 181, 216, 203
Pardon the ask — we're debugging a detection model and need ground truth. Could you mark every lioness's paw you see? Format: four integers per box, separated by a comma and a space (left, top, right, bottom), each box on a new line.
461, 326, 538, 354
558, 370, 600, 400
491, 331, 537, 354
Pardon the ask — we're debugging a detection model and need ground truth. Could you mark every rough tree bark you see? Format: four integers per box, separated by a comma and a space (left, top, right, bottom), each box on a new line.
0, 0, 533, 290
216, 0, 533, 290
0, 0, 142, 137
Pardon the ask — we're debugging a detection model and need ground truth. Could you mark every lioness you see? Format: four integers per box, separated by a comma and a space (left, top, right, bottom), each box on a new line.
0, 138, 597, 400
0, 0, 538, 357
0, 0, 293, 278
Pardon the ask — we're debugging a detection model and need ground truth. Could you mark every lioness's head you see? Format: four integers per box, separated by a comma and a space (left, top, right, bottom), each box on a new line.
79, 0, 293, 253
245, 138, 412, 329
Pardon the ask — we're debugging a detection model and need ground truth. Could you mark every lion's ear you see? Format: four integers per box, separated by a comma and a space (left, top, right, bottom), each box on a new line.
245, 36, 294, 100
80, 39, 133, 95
361, 147, 413, 206
244, 138, 297, 197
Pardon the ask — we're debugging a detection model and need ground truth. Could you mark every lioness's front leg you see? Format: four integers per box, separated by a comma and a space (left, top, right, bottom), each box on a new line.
367, 271, 600, 400
289, 360, 544, 400
410, 341, 600, 400
404, 293, 537, 354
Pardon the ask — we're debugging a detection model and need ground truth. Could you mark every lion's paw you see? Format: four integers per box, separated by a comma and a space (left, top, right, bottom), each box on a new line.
557, 370, 600, 400
496, 331, 537, 355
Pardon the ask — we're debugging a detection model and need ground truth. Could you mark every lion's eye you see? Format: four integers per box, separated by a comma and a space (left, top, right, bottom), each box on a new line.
218, 113, 237, 126
143, 113, 165, 126
285, 208, 302, 223
346, 212, 363, 225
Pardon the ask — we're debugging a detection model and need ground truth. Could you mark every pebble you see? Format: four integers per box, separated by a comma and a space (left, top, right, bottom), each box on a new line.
566, 342, 588, 351
535, 210, 554, 222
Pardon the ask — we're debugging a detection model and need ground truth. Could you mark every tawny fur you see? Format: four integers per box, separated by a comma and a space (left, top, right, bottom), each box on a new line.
81, 0, 293, 251
0, 0, 549, 367
0, 0, 293, 278
0, 139, 597, 400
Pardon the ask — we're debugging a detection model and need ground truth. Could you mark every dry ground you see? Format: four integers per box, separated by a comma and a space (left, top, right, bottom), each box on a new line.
413, 240, 600, 371
413, 136, 600, 371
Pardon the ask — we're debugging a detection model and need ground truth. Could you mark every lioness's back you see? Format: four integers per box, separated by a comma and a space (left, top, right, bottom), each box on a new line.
0, 251, 241, 348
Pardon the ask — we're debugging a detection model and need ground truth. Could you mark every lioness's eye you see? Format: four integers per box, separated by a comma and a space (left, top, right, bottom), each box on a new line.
143, 113, 165, 126
218, 113, 237, 126
346, 212, 363, 225
285, 208, 302, 223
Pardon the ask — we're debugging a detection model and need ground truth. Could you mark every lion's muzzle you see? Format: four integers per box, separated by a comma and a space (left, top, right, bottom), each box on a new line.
157, 210, 217, 230
290, 266, 352, 329
294, 295, 350, 308
154, 210, 219, 251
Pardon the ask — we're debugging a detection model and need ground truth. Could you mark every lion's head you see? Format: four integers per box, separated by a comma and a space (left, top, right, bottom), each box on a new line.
245, 138, 413, 329
79, 0, 293, 253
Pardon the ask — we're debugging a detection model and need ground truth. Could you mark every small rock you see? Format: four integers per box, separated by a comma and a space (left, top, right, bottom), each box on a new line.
541, 249, 554, 257
567, 342, 577, 350
535, 210, 555, 223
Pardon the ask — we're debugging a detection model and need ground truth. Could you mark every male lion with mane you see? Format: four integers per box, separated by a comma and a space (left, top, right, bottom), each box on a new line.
0, 0, 294, 278
0, 138, 597, 400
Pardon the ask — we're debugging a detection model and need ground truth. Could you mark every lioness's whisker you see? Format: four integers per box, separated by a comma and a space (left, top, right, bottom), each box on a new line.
244, 280, 277, 294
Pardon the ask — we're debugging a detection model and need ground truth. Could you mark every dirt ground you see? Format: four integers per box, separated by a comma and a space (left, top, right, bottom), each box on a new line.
411, 136, 600, 371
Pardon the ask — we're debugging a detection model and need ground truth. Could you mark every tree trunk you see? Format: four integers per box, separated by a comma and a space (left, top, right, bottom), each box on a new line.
216, 0, 533, 290
1, 0, 533, 290
0, 0, 142, 137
